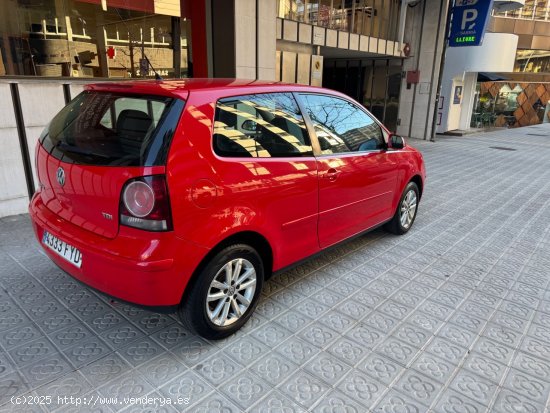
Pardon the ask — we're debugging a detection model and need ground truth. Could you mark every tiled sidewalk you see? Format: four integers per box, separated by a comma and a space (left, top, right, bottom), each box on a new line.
1, 124, 550, 412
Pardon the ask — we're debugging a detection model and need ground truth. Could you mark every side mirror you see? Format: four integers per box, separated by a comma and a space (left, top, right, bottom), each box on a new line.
241, 119, 258, 132
389, 134, 405, 150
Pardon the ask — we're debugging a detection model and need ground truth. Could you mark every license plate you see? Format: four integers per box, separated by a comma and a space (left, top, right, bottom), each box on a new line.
42, 230, 82, 268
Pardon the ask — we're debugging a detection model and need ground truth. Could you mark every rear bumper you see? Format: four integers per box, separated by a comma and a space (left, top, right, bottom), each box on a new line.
29, 193, 209, 307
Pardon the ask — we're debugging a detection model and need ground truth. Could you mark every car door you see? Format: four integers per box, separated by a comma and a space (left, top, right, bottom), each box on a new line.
297, 93, 399, 249
207, 92, 320, 269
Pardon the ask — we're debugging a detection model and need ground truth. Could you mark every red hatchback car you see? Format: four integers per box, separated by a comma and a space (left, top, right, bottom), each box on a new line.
29, 79, 425, 339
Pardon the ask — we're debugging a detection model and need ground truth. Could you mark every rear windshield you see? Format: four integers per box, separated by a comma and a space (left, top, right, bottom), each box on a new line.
41, 91, 184, 166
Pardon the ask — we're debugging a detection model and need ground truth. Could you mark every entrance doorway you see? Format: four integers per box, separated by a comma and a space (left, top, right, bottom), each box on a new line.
323, 58, 403, 132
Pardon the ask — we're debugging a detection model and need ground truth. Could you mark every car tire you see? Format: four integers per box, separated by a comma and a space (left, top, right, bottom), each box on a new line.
385, 182, 419, 235
178, 244, 264, 340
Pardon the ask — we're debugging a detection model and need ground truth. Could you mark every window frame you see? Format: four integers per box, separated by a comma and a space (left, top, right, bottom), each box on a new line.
294, 92, 389, 157
211, 91, 315, 159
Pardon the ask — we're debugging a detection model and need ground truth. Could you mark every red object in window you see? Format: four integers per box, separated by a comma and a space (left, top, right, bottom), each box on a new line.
106, 46, 116, 59
406, 70, 420, 84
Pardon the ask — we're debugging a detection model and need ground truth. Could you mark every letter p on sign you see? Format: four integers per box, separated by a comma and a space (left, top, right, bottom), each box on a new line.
461, 9, 478, 30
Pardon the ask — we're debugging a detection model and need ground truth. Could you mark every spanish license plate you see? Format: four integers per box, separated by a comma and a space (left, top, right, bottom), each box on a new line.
42, 230, 82, 268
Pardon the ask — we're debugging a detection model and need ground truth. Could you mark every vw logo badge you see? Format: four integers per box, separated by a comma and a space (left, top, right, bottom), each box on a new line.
56, 167, 66, 187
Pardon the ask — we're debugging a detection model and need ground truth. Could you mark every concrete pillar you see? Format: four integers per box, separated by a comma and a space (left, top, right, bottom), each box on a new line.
211, 0, 276, 80
95, 16, 109, 77
396, 0, 449, 140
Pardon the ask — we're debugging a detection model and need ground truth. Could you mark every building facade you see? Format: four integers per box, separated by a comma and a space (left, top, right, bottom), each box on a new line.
436, 0, 550, 133
0, 0, 449, 217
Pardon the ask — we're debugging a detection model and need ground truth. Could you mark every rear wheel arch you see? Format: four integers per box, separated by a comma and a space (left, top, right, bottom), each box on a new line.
180, 230, 273, 303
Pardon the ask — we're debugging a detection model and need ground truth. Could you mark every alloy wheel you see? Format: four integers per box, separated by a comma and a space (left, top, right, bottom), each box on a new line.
206, 258, 257, 326
400, 189, 418, 229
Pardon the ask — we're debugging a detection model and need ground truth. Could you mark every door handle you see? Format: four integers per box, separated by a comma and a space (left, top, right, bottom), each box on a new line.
324, 168, 340, 182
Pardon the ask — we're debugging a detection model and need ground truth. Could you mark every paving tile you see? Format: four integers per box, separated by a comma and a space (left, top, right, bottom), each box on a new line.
511, 352, 550, 382
350, 289, 385, 309
274, 336, 320, 365
501, 368, 550, 406
357, 353, 402, 386
426, 338, 468, 365
449, 370, 498, 407
171, 337, 218, 368
298, 321, 339, 349
35, 311, 78, 335
48, 324, 97, 351
250, 351, 298, 385
249, 323, 293, 347
116, 337, 164, 368
79, 353, 131, 388
278, 370, 330, 410
311, 389, 366, 412
97, 371, 154, 401
411, 353, 456, 385
34, 370, 92, 407
248, 390, 306, 413
99, 324, 145, 349
491, 388, 545, 413
394, 369, 443, 408
63, 338, 112, 369
433, 389, 487, 413
186, 392, 241, 412
149, 324, 192, 350
19, 354, 73, 388
158, 370, 214, 406
473, 336, 515, 365
373, 391, 425, 413
437, 324, 477, 349
482, 323, 523, 349
218, 370, 270, 410
292, 297, 330, 319
393, 323, 432, 348
361, 310, 399, 334
9, 337, 58, 368
0, 371, 29, 407
318, 309, 355, 333
462, 352, 507, 384
375, 337, 418, 367
327, 336, 369, 366
336, 369, 386, 407
303, 352, 351, 386
343, 323, 385, 350
193, 353, 243, 386
136, 353, 188, 388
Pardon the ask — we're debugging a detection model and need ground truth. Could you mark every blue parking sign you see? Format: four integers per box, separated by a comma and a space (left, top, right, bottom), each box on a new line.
449, 0, 494, 47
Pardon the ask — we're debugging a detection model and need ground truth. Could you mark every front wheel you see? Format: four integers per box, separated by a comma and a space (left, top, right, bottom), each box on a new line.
385, 182, 419, 235
178, 244, 264, 340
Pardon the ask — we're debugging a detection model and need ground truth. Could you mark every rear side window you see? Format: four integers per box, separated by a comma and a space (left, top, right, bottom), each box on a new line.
213, 92, 312, 157
42, 91, 184, 166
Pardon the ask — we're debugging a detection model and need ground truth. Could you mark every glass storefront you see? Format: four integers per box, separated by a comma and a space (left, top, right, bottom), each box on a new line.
472, 82, 550, 128
0, 0, 190, 78
276, 0, 401, 40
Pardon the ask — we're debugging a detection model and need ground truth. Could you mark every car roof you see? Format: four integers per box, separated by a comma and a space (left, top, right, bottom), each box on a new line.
85, 78, 337, 100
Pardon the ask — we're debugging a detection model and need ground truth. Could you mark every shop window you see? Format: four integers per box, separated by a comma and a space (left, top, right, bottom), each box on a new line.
0, 0, 189, 78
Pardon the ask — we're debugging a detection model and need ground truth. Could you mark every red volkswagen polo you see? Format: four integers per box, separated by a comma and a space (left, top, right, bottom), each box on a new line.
29, 79, 425, 339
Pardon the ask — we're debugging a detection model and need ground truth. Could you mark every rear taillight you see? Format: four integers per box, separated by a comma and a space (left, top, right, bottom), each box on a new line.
120, 175, 173, 231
